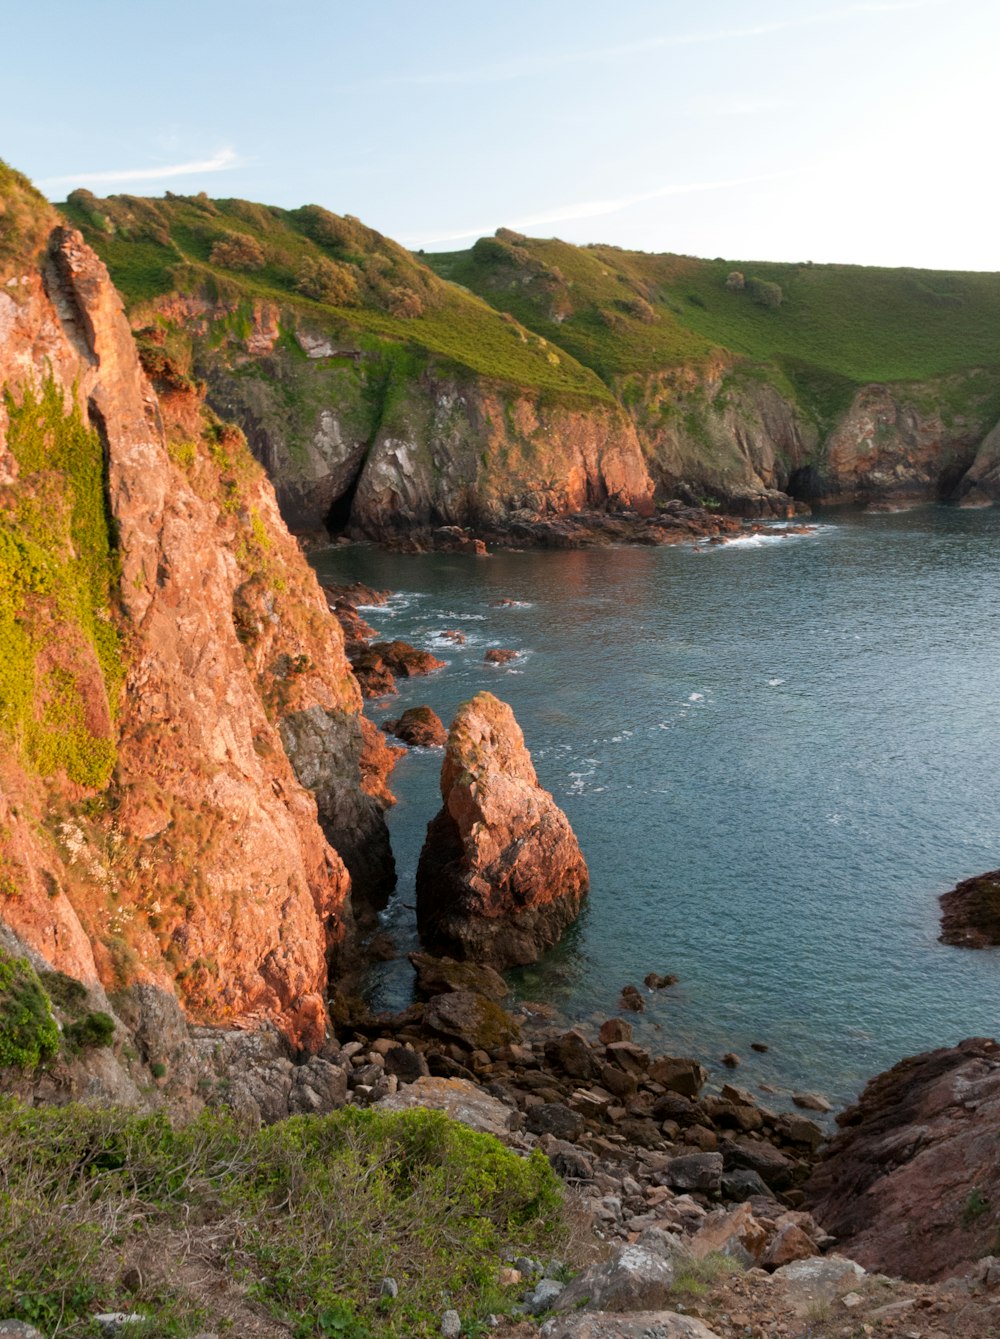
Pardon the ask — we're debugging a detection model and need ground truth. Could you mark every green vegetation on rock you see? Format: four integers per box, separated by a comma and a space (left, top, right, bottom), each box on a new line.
0, 1099, 567, 1337
59, 192, 610, 405
0, 378, 122, 788
428, 233, 1000, 426
0, 950, 59, 1070
0, 158, 52, 274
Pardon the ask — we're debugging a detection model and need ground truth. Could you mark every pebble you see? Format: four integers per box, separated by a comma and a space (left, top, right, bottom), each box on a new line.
440, 1309, 461, 1337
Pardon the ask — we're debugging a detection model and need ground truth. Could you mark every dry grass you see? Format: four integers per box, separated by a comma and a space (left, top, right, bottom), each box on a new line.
0, 1099, 570, 1338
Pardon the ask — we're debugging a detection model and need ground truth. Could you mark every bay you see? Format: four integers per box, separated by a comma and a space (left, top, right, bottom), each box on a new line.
313, 507, 1000, 1107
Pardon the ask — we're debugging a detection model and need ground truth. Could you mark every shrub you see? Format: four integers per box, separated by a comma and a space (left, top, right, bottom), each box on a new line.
295, 256, 360, 306
63, 1010, 116, 1050
385, 286, 424, 318
725, 271, 745, 291
209, 232, 266, 271
625, 295, 657, 323
0, 951, 59, 1069
746, 277, 783, 309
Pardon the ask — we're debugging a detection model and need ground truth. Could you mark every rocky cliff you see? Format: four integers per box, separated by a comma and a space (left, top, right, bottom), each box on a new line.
54, 193, 1000, 538
0, 163, 392, 1047
806, 1038, 1000, 1282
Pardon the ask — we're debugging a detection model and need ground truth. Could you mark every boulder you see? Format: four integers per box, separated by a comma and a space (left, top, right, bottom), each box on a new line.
720, 1135, 798, 1191
662, 1153, 723, 1194
382, 1045, 430, 1082
545, 1030, 600, 1081
598, 1018, 633, 1044
416, 693, 588, 967
410, 953, 509, 1002
805, 1037, 1000, 1281
554, 1245, 678, 1313
375, 1075, 513, 1138
689, 1202, 768, 1266
485, 648, 520, 665
383, 706, 448, 748
648, 1056, 708, 1098
422, 989, 520, 1051
370, 639, 446, 677
540, 1316, 721, 1339
526, 1102, 586, 1141
939, 869, 1000, 947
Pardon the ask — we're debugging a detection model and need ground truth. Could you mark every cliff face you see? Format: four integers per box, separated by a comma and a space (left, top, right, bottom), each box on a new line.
146, 295, 654, 536
803, 379, 988, 504
0, 170, 390, 1047
58, 191, 1000, 542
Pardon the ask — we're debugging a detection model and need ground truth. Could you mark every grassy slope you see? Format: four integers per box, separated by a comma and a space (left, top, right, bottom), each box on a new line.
58, 193, 612, 407
428, 234, 1000, 425
0, 1097, 568, 1338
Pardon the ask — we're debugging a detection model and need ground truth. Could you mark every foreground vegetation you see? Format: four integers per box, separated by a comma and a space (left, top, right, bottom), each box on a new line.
0, 1099, 568, 1338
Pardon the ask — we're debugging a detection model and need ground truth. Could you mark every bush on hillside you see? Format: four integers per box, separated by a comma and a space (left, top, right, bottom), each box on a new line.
295, 255, 361, 305
747, 277, 783, 309
209, 232, 266, 271
0, 952, 59, 1070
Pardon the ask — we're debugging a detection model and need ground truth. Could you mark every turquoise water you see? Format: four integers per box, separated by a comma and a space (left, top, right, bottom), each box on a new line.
313, 508, 1000, 1107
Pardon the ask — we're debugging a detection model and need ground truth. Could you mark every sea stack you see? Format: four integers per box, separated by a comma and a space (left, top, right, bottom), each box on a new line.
416, 692, 588, 967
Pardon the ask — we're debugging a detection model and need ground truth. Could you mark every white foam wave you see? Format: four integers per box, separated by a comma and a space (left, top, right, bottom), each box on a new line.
766, 678, 786, 687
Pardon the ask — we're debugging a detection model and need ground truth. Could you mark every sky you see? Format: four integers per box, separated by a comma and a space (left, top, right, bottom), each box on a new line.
3, 0, 998, 269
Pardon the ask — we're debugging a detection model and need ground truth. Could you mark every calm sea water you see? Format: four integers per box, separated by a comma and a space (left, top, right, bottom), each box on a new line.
313, 508, 1000, 1107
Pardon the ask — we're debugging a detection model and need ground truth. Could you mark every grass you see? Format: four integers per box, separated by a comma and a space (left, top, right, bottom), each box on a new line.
0, 377, 122, 788
427, 233, 1000, 428
670, 1251, 745, 1299
0, 1099, 569, 1338
57, 193, 609, 406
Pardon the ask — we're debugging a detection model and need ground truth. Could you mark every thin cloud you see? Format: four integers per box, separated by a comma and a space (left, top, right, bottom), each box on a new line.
402, 171, 788, 248
685, 95, 792, 118
40, 147, 240, 189
388, 0, 948, 86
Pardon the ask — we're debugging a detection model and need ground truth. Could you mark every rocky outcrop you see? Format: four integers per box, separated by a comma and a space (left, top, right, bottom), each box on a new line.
803, 381, 986, 505
630, 358, 812, 516
954, 417, 1000, 506
350, 378, 655, 538
416, 692, 588, 967
384, 706, 448, 748
806, 1037, 1000, 1280
939, 870, 1000, 947
0, 185, 391, 1045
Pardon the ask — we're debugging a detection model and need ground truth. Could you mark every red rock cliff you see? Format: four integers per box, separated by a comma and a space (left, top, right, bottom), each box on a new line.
0, 175, 389, 1047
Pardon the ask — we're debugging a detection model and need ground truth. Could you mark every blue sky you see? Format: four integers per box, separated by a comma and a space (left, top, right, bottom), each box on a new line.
4, 0, 996, 268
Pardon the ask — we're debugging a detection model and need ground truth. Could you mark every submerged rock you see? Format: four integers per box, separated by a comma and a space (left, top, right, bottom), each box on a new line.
416, 692, 588, 967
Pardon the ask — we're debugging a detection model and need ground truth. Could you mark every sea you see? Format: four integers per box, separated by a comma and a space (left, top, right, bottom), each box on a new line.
312, 506, 1000, 1109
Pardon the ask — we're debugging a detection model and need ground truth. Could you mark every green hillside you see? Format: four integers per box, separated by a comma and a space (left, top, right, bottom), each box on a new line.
58, 193, 611, 406
427, 231, 1000, 423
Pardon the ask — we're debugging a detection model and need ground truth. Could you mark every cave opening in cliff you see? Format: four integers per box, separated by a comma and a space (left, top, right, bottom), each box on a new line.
325, 473, 362, 536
